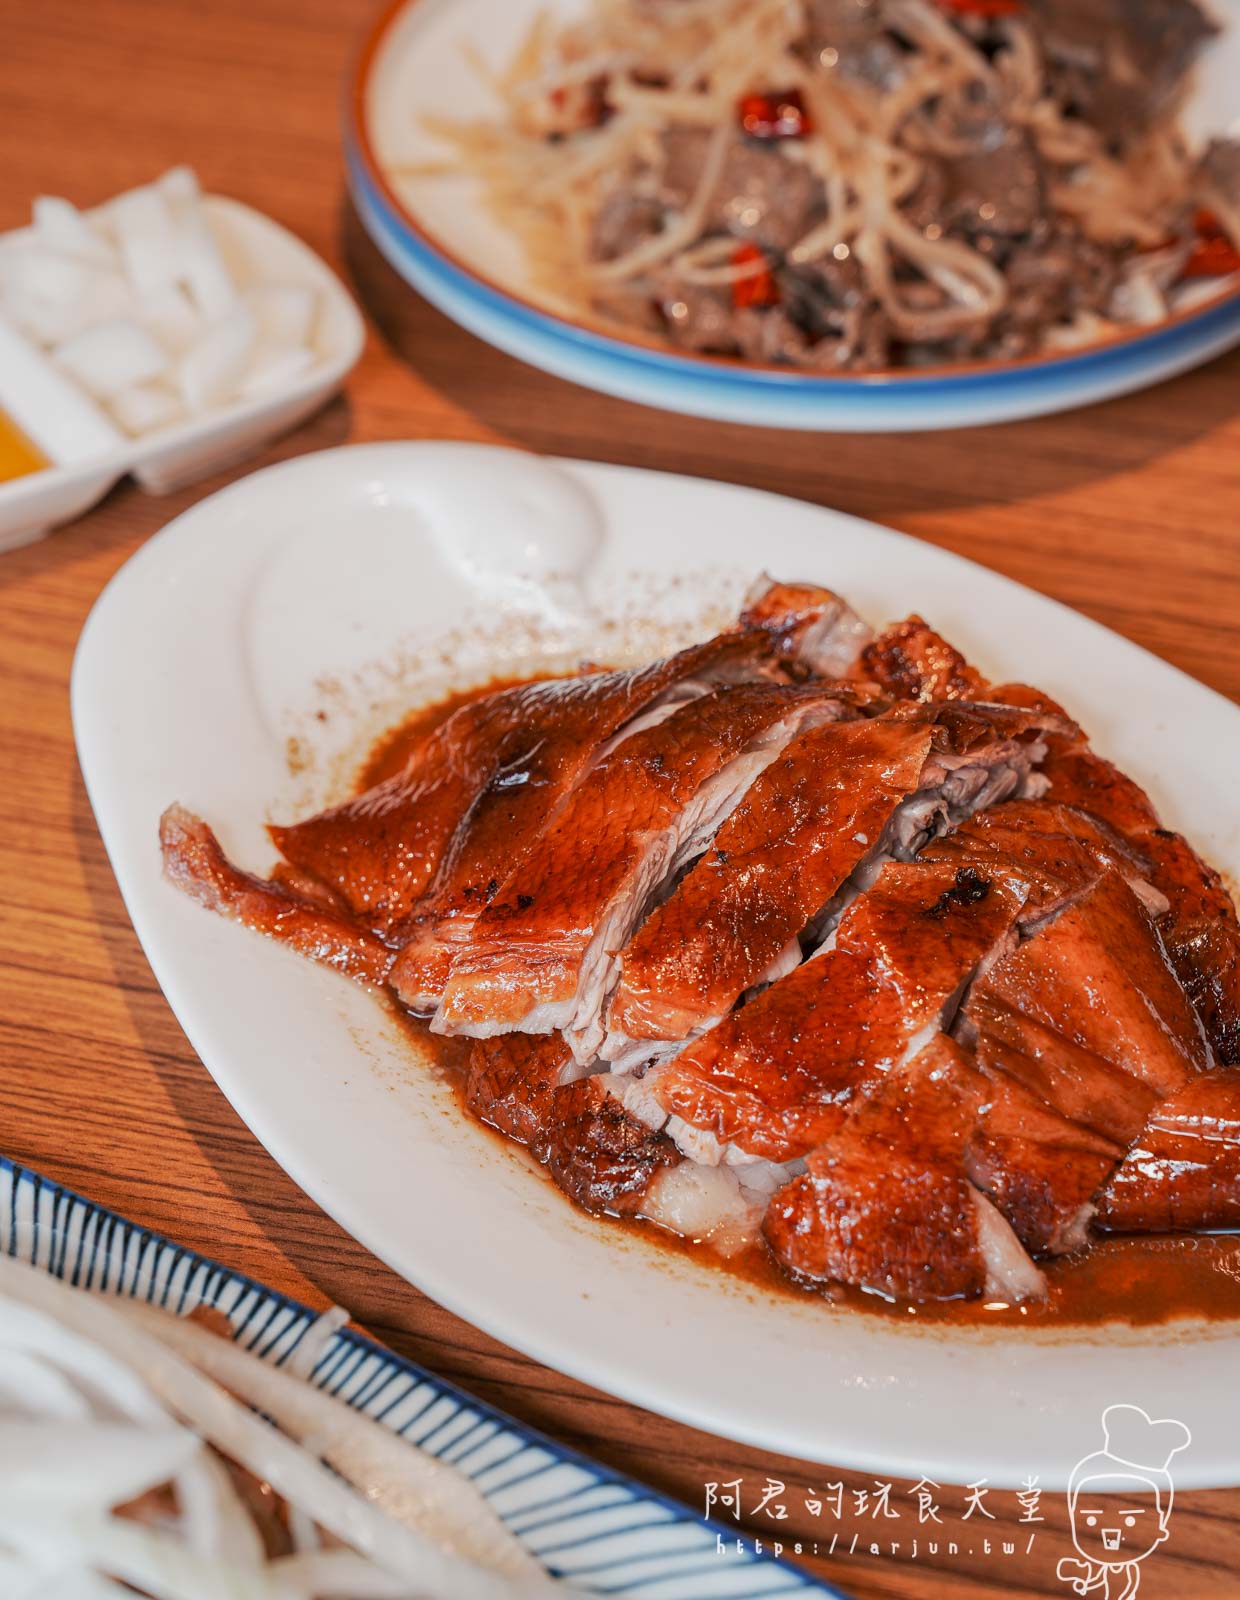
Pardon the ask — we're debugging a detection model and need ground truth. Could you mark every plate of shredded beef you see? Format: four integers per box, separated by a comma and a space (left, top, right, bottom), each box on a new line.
348, 0, 1240, 429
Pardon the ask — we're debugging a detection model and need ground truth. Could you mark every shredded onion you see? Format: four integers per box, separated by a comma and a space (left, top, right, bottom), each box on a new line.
0, 1257, 576, 1600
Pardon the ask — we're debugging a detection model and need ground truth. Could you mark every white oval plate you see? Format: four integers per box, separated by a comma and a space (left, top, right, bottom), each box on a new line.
347, 0, 1240, 432
73, 443, 1240, 1489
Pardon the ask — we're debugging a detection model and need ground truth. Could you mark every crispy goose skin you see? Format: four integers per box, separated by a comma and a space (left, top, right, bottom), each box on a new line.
655, 859, 1024, 1163
990, 682, 1240, 1065
920, 799, 1168, 924
969, 870, 1206, 1108
1094, 1070, 1240, 1233
464, 1034, 572, 1145
160, 584, 1240, 1307
533, 1077, 680, 1215
269, 629, 783, 939
608, 705, 1053, 1058
609, 718, 939, 1051
465, 1036, 676, 1214
739, 576, 874, 678
764, 1125, 1045, 1303
859, 615, 989, 703
867, 620, 1240, 1065
159, 805, 394, 986
429, 682, 858, 1053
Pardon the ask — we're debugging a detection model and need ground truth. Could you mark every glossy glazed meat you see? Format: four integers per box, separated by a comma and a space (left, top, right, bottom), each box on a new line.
159, 805, 394, 986
871, 622, 1240, 1066
607, 703, 1051, 1063
430, 681, 858, 1058
1094, 1070, 1240, 1234
464, 1035, 677, 1214
270, 628, 785, 940
161, 578, 1240, 1307
765, 1126, 1045, 1303
859, 615, 988, 703
654, 858, 1025, 1163
610, 717, 941, 1055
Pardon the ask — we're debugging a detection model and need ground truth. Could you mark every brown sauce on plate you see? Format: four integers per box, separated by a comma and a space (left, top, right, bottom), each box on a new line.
394, 1008, 1240, 1330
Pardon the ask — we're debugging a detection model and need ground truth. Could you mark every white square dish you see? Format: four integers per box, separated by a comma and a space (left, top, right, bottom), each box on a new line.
0, 195, 364, 553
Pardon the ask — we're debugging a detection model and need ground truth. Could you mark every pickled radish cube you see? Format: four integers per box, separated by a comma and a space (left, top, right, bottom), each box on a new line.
33, 196, 116, 269
8, 246, 93, 308
177, 305, 256, 411
155, 165, 201, 214
55, 318, 168, 399
176, 213, 237, 321
239, 340, 314, 397
247, 283, 317, 348
141, 283, 201, 353
111, 184, 181, 297
109, 380, 184, 437
8, 269, 133, 347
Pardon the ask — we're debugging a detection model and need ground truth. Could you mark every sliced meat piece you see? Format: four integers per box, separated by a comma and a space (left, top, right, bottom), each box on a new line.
637, 1158, 775, 1257
1031, 0, 1216, 147
842, 1033, 1121, 1256
656, 279, 742, 355
429, 682, 857, 1057
970, 1005, 1162, 1150
463, 1036, 676, 1214
920, 798, 1166, 926
995, 684, 1240, 1067
738, 575, 875, 679
533, 1076, 679, 1215
659, 129, 823, 252
1094, 1070, 1240, 1234
158, 805, 393, 987
764, 1131, 1045, 1303
858, 615, 989, 703
464, 1034, 575, 1144
654, 858, 1025, 1163
998, 227, 1122, 356
609, 718, 939, 1056
387, 583, 877, 1011
269, 628, 783, 939
589, 188, 665, 264
966, 871, 1207, 1151
879, 649, 1240, 1069
801, 0, 909, 90
941, 125, 1044, 240
607, 704, 1050, 1063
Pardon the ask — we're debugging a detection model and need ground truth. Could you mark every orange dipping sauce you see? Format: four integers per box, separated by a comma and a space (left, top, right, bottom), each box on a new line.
0, 410, 49, 482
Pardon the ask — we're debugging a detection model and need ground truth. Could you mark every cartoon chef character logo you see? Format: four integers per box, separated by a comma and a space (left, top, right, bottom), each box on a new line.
1057, 1404, 1191, 1599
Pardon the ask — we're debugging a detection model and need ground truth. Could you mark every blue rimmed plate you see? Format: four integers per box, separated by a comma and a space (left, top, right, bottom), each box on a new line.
0, 1153, 845, 1598
345, 0, 1240, 432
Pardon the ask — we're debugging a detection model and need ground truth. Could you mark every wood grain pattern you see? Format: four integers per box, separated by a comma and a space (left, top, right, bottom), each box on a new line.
2, 2, 1240, 1594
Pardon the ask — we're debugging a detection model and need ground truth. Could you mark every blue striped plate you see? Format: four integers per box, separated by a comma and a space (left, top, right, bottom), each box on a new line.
0, 1154, 848, 1599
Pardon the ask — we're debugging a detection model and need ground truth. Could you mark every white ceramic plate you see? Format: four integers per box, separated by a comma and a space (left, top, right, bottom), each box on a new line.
347, 0, 1240, 431
73, 443, 1240, 1489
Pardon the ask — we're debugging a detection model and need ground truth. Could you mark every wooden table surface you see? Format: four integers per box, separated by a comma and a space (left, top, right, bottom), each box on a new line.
4, 2, 1240, 1595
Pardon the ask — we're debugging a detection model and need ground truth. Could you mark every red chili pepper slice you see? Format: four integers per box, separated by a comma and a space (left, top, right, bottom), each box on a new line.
934, 0, 1023, 16
738, 88, 812, 140
732, 244, 780, 310
547, 75, 611, 133
1182, 209, 1240, 280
